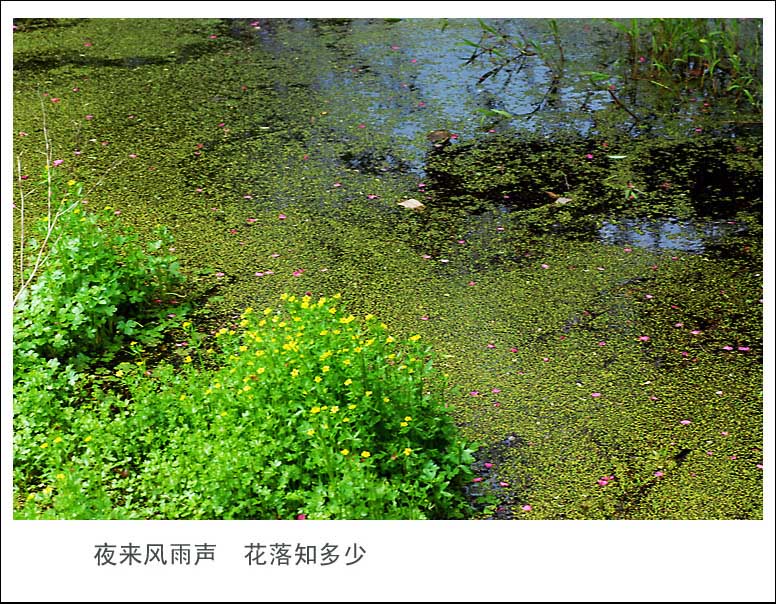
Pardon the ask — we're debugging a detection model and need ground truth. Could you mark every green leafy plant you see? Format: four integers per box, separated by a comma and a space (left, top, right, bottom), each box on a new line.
16, 293, 477, 519
13, 170, 185, 362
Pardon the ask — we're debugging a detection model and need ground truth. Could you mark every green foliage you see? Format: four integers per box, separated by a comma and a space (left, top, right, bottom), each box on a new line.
14, 173, 185, 362
15, 293, 476, 519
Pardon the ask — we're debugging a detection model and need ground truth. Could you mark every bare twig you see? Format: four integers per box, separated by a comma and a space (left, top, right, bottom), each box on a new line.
15, 156, 26, 284
13, 97, 125, 306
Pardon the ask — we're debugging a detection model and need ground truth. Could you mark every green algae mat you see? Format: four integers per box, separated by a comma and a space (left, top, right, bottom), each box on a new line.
12, 18, 763, 519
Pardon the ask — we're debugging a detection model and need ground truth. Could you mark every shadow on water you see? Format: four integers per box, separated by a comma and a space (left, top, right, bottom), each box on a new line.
12, 41, 224, 72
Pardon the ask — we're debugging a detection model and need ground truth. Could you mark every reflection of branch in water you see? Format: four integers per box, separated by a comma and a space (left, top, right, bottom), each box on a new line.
514, 72, 563, 119
606, 88, 641, 123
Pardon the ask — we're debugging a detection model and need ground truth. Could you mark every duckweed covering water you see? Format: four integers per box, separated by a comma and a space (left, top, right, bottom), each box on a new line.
12, 18, 763, 519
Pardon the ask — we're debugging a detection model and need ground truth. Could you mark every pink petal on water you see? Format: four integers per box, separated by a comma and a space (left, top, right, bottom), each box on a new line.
680, 419, 692, 425
521, 505, 532, 512
484, 462, 493, 469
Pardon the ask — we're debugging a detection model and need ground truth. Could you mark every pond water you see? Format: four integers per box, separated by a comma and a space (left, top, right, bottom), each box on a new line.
245, 17, 759, 253
598, 217, 748, 253
12, 17, 763, 523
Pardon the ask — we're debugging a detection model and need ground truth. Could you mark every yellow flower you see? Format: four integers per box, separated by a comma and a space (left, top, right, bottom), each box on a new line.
365, 314, 375, 321
403, 448, 412, 456
321, 406, 328, 411
365, 391, 372, 397
383, 396, 390, 403
43, 487, 53, 496
239, 345, 248, 352
348, 404, 357, 410
322, 365, 330, 373
53, 437, 63, 444
67, 179, 76, 186
340, 449, 349, 455
264, 307, 273, 316
320, 329, 329, 336
291, 368, 300, 378
344, 378, 352, 386
179, 394, 186, 401
320, 350, 332, 360
339, 314, 355, 324
56, 473, 65, 480
329, 307, 337, 315
314, 376, 322, 383
400, 422, 408, 427
409, 334, 421, 342
280, 293, 289, 301
307, 429, 315, 436
361, 451, 371, 458
84, 436, 92, 443
27, 493, 35, 500
115, 369, 124, 377
311, 406, 321, 414
220, 411, 228, 417
242, 385, 251, 392
257, 367, 266, 374
404, 416, 412, 422
330, 406, 339, 414
354, 346, 362, 353
40, 443, 49, 449
333, 293, 342, 299
342, 417, 350, 423
182, 321, 191, 328
184, 355, 192, 363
